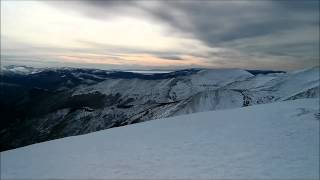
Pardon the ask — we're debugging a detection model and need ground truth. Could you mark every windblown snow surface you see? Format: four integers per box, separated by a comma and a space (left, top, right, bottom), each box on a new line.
1, 98, 319, 179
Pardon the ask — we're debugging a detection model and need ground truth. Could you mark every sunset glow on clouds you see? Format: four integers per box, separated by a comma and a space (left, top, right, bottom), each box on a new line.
1, 1, 319, 70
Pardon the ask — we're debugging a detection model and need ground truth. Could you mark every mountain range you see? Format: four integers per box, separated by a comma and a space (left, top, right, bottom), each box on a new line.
0, 65, 319, 151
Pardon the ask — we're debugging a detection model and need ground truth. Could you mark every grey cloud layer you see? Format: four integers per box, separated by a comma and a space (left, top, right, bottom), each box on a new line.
46, 1, 320, 69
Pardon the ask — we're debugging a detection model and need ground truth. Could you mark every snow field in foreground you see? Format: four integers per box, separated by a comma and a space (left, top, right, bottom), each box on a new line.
1, 98, 319, 179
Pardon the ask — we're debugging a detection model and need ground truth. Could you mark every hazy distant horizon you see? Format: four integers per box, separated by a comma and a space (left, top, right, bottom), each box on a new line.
5, 61, 319, 73
1, 1, 319, 71
1, 57, 319, 72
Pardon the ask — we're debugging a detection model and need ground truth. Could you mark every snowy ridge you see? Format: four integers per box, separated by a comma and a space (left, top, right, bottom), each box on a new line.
1, 98, 319, 179
87, 67, 319, 118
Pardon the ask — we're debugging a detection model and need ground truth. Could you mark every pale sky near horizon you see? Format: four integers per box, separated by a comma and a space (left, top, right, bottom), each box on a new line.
1, 0, 319, 70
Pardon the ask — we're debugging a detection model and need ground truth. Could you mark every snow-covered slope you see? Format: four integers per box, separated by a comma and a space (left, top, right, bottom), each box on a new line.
1, 98, 319, 179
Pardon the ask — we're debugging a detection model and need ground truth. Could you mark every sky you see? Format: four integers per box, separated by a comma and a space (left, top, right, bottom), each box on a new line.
1, 0, 319, 70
